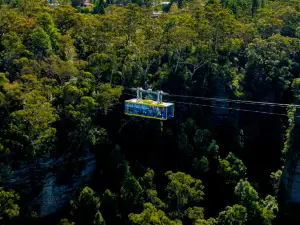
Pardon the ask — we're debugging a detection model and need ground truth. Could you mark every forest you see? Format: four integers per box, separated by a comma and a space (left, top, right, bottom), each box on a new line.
1, 0, 300, 224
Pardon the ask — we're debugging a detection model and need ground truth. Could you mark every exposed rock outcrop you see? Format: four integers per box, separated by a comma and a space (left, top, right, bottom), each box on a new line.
1, 151, 96, 217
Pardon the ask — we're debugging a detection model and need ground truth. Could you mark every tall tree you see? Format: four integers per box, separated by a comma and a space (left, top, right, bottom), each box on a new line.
93, 0, 105, 14
165, 171, 204, 218
129, 202, 183, 225
251, 0, 259, 17
120, 160, 144, 214
0, 188, 20, 221
70, 186, 101, 225
28, 27, 52, 59
217, 204, 248, 225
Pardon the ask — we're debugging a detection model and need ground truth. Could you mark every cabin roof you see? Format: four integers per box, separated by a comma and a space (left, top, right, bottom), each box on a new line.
126, 98, 173, 107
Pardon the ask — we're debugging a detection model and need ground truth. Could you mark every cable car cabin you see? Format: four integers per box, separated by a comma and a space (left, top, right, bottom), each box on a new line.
124, 99, 174, 120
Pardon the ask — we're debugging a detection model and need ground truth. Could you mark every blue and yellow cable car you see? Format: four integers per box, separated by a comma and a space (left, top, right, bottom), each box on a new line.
124, 88, 174, 120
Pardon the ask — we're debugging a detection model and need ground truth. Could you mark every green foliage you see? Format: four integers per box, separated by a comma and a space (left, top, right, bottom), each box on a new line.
57, 34, 77, 61
217, 204, 248, 225
256, 195, 278, 225
195, 218, 218, 225
128, 202, 183, 225
68, 116, 107, 149
138, 168, 167, 209
87, 53, 111, 82
37, 12, 60, 50
245, 35, 300, 100
270, 170, 282, 196
193, 156, 210, 173
58, 218, 75, 225
0, 1, 298, 224
102, 189, 117, 207
0, 187, 20, 219
29, 27, 52, 58
178, 119, 219, 173
165, 171, 204, 217
94, 211, 106, 225
95, 83, 123, 114
101, 189, 120, 224
178, 132, 194, 157
218, 152, 247, 185
9, 90, 58, 156
234, 179, 259, 205
0, 73, 8, 88
139, 168, 155, 190
120, 161, 144, 209
71, 186, 100, 211
180, 118, 199, 139
145, 189, 167, 209
234, 180, 278, 224
70, 186, 101, 224
221, 0, 252, 16
193, 129, 213, 154
0, 32, 32, 74
93, 0, 105, 14
11, 91, 58, 134
183, 206, 204, 223
29, 211, 39, 219
282, 105, 296, 156
170, 2, 179, 13
292, 78, 300, 101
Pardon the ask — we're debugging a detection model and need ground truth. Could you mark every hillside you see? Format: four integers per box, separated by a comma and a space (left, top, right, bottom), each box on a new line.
1, 0, 300, 224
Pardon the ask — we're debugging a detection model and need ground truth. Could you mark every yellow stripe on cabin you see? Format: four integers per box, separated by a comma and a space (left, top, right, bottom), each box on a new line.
125, 99, 166, 107
124, 113, 167, 120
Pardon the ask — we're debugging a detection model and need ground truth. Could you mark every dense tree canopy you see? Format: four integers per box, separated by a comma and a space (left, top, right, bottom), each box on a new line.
0, 0, 299, 224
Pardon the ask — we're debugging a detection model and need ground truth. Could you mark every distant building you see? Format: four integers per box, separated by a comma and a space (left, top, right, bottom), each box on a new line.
82, 0, 91, 7
152, 0, 170, 7
48, 0, 60, 6
152, 11, 162, 17
161, 1, 169, 5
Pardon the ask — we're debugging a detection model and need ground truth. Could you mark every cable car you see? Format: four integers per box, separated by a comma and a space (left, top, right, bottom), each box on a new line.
124, 88, 174, 120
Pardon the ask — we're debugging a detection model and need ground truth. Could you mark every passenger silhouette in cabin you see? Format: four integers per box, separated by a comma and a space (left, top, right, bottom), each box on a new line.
157, 107, 163, 118
161, 107, 165, 118
149, 106, 154, 116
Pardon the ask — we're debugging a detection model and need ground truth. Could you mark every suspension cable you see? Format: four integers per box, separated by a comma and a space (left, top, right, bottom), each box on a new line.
123, 92, 299, 117
122, 86, 300, 108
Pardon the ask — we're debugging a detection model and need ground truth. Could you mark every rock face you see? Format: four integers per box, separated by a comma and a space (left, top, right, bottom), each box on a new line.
1, 151, 96, 217
279, 113, 300, 223
211, 81, 229, 116
211, 81, 237, 125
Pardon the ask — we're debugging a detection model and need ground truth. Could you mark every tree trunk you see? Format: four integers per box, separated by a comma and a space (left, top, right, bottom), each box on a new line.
175, 50, 181, 73
144, 64, 150, 84
177, 195, 181, 219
